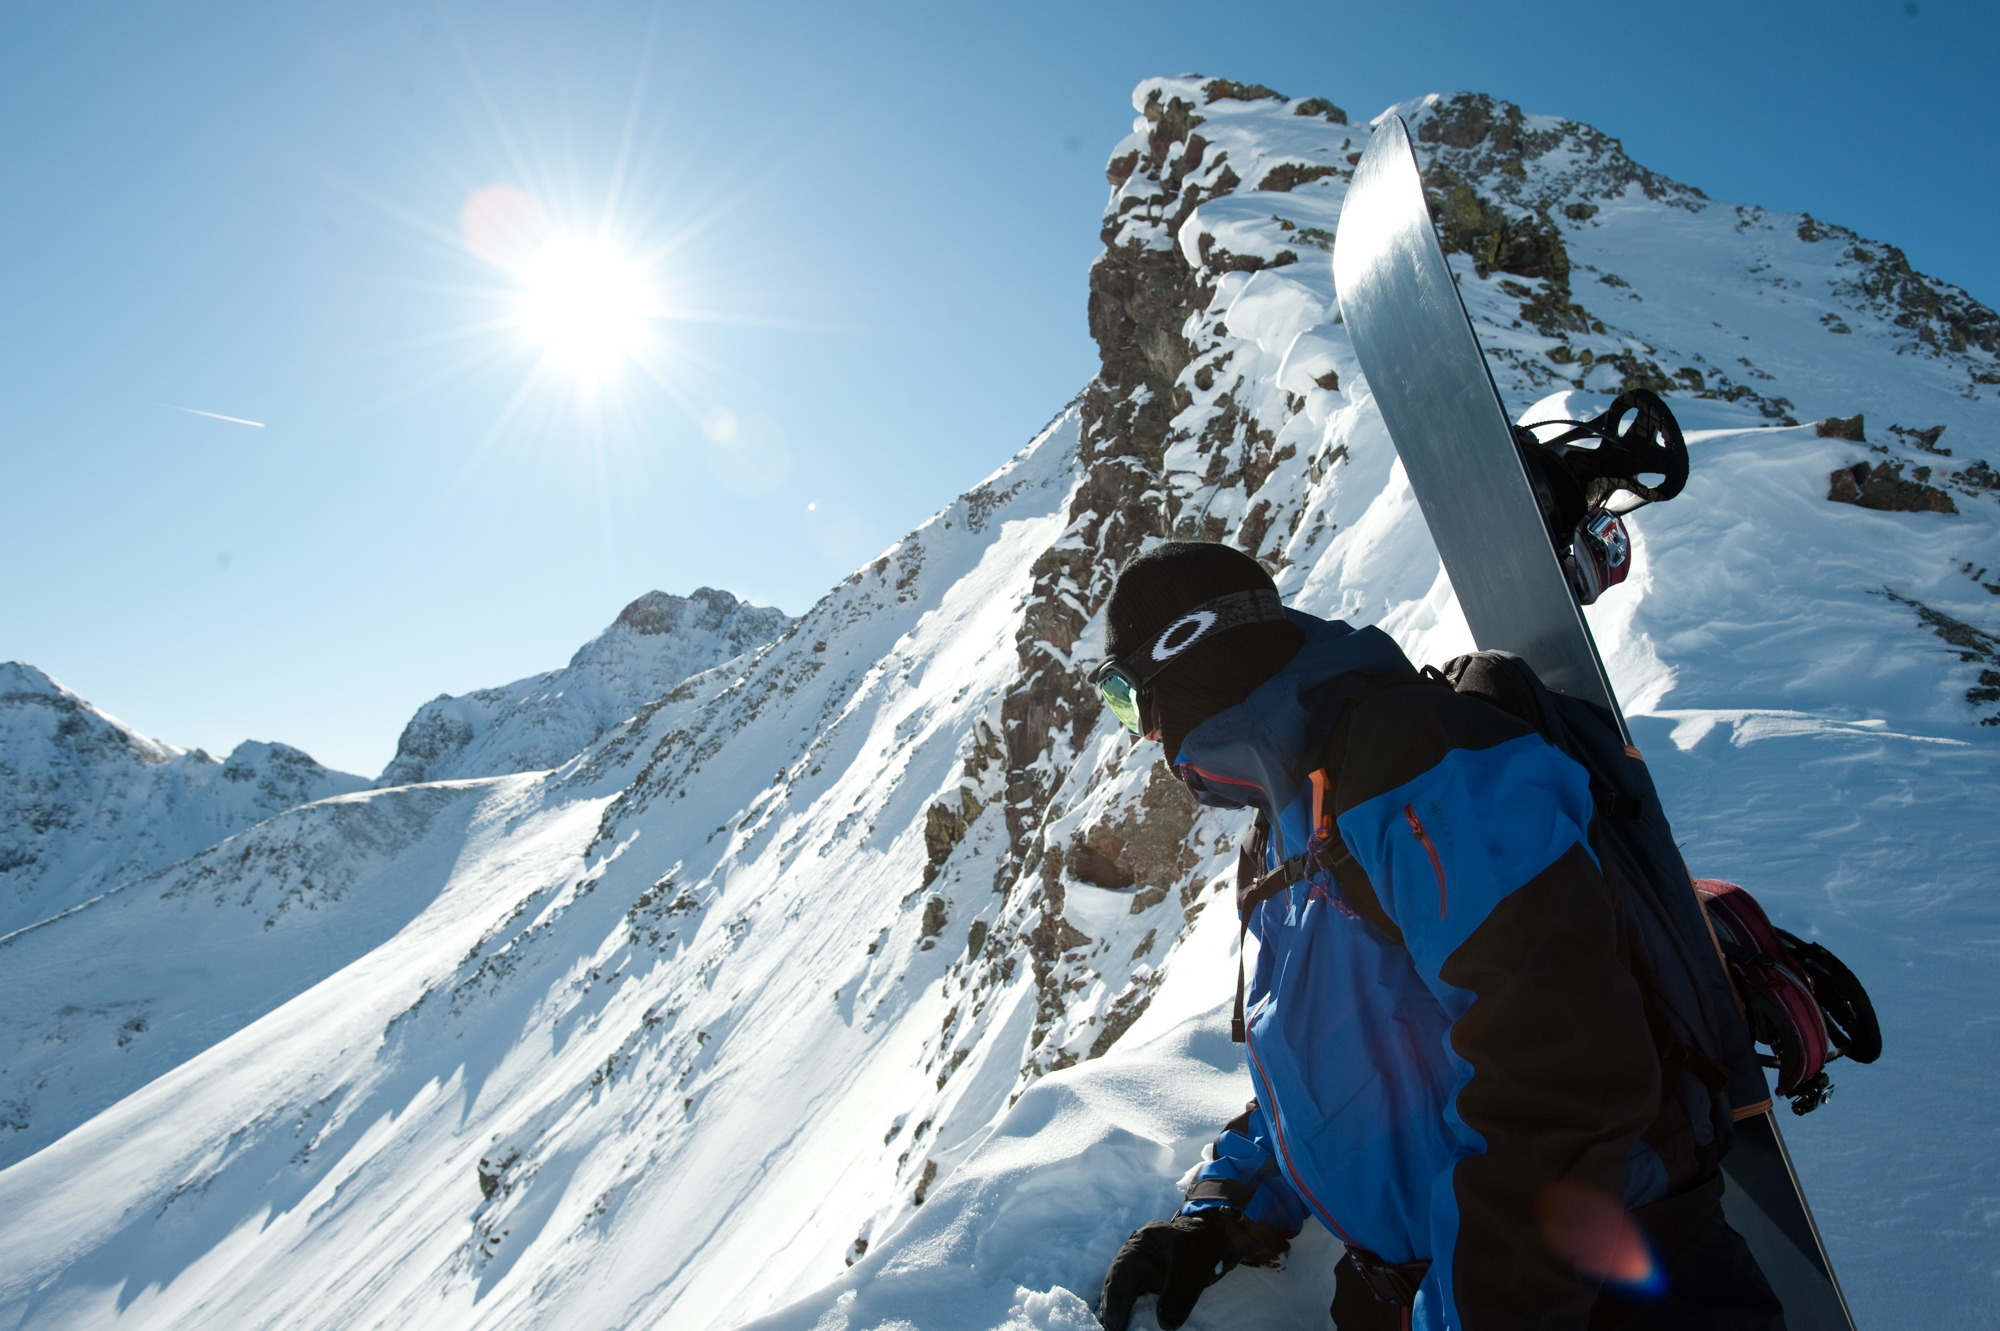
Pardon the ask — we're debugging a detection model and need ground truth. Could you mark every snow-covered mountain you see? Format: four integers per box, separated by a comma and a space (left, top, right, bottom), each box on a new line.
0, 662, 368, 937
0, 590, 793, 1171
2, 78, 1995, 1331
377, 588, 792, 786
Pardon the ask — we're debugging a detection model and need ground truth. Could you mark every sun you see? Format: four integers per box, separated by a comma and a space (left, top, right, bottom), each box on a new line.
516, 235, 652, 380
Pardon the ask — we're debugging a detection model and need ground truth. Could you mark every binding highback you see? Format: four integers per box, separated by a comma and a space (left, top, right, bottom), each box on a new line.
1695, 879, 1881, 1115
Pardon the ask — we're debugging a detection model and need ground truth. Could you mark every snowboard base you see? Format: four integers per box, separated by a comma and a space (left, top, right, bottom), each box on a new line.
1720, 1112, 1858, 1329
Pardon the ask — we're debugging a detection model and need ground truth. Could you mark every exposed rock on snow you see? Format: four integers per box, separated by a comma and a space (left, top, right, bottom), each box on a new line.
2, 77, 1998, 1331
376, 588, 792, 786
0, 662, 366, 937
1827, 458, 1958, 513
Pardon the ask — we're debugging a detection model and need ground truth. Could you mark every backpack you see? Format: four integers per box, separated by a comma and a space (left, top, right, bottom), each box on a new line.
1232, 650, 1880, 1153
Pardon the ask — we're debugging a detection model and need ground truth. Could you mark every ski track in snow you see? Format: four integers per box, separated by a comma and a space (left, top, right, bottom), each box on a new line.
2, 78, 1997, 1331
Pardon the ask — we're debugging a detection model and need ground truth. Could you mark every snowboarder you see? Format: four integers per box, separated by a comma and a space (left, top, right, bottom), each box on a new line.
1087, 540, 1784, 1331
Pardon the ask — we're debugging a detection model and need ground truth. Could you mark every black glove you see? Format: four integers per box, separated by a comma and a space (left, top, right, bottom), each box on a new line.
1097, 1209, 1286, 1331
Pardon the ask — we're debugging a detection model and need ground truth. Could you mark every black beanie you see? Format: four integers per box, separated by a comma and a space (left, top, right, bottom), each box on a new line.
1104, 541, 1305, 756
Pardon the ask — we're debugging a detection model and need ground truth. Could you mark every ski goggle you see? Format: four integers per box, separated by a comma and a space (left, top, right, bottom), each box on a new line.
1092, 662, 1149, 735
1089, 588, 1290, 735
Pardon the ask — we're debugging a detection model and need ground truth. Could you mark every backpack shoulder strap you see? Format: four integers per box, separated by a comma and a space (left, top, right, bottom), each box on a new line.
1231, 676, 1440, 1042
1233, 813, 1302, 1042
1320, 667, 1452, 790
1306, 669, 1449, 947
1316, 827, 1402, 944
1234, 813, 1301, 924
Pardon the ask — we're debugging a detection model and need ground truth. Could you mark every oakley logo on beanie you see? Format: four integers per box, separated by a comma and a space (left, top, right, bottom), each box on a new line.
1105, 541, 1288, 674
1128, 590, 1287, 680
1153, 611, 1219, 662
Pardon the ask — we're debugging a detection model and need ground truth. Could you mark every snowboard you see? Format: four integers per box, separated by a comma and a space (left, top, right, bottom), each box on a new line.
1331, 114, 1858, 1331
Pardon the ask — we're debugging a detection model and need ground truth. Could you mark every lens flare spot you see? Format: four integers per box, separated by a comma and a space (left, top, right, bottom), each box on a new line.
517, 237, 650, 379
802, 496, 878, 567
701, 408, 740, 443
461, 185, 545, 267
1534, 1182, 1663, 1296
705, 413, 792, 496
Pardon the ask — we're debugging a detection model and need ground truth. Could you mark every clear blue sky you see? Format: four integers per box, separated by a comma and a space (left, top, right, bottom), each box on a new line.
3, 0, 1991, 777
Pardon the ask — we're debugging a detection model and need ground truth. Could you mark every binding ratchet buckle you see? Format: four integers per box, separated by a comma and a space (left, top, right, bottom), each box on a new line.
1566, 507, 1632, 606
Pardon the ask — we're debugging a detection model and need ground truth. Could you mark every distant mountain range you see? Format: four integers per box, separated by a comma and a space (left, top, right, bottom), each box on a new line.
0, 662, 370, 939
1, 589, 791, 940
2, 80, 1995, 1331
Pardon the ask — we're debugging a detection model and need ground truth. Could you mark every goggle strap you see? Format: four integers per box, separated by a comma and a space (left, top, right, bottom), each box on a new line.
1121, 588, 1288, 687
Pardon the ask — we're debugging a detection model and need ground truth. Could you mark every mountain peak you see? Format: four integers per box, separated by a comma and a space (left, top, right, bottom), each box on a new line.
379, 588, 794, 786
0, 660, 64, 698
607, 587, 768, 638
1, 659, 180, 766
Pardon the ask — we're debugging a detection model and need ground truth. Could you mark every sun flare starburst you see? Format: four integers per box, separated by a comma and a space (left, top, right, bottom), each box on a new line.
438, 165, 786, 488
515, 236, 652, 380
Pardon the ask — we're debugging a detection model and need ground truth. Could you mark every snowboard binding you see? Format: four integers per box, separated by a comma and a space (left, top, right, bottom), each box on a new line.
1512, 390, 1689, 606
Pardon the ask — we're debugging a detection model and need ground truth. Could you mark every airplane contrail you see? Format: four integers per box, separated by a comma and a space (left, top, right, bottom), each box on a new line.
171, 405, 266, 428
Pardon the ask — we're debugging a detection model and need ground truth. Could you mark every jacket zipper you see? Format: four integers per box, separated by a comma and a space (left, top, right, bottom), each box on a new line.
1404, 803, 1446, 918
1243, 1012, 1360, 1249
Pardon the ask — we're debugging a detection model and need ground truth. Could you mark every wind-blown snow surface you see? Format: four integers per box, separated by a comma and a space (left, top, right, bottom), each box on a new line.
0, 663, 368, 937
3, 78, 1997, 1331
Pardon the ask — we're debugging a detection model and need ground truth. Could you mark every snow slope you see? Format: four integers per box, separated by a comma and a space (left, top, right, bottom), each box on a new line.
376, 588, 792, 787
0, 414, 1087, 1330
0, 775, 525, 1169
1, 78, 1995, 1331
0, 662, 367, 937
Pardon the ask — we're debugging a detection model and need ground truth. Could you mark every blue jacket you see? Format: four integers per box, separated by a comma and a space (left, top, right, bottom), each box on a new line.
1174, 612, 1666, 1331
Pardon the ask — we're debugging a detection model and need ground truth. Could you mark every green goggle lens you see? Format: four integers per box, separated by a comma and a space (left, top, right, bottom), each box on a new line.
1096, 670, 1144, 735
